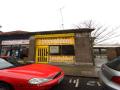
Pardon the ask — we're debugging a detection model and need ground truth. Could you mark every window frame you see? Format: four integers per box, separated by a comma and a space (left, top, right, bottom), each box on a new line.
49, 45, 75, 56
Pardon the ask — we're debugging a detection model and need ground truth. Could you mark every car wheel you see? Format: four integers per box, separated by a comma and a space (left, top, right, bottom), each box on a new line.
0, 83, 12, 90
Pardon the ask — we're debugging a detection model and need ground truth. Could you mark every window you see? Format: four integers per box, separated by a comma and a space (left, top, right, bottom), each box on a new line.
49, 46, 60, 55
61, 45, 75, 55
49, 45, 75, 56
93, 49, 99, 55
0, 45, 29, 59
101, 49, 107, 55
1, 46, 11, 56
20, 45, 29, 57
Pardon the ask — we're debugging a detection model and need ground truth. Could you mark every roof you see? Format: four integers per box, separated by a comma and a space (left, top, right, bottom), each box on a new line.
35, 28, 93, 34
0, 30, 29, 35
0, 28, 94, 36
94, 44, 120, 48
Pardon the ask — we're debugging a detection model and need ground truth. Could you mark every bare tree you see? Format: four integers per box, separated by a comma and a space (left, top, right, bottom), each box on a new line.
75, 20, 120, 45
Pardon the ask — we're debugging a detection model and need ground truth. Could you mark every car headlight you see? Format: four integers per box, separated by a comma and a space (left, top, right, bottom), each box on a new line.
29, 78, 52, 85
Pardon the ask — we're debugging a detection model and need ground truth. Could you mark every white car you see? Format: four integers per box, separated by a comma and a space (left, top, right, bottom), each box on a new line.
99, 57, 120, 90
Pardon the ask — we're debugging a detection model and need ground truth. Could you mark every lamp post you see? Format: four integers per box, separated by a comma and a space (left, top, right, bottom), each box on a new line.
60, 7, 64, 29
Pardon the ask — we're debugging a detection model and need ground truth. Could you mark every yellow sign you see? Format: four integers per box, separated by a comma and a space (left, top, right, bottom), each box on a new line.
49, 56, 74, 63
36, 37, 74, 45
35, 33, 74, 38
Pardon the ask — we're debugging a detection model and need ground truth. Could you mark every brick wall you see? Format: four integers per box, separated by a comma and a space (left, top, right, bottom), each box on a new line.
107, 48, 120, 60
75, 33, 93, 65
28, 37, 35, 63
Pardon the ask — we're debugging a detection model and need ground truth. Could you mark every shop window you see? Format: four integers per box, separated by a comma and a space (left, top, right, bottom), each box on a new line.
61, 45, 75, 55
11, 45, 20, 57
49, 45, 75, 56
49, 46, 60, 55
1, 49, 7, 56
1, 46, 11, 56
20, 46, 29, 59
0, 45, 29, 59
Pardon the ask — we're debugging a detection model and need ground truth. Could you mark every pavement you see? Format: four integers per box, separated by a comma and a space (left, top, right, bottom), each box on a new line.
51, 75, 103, 90
55, 65, 98, 78
54, 57, 108, 78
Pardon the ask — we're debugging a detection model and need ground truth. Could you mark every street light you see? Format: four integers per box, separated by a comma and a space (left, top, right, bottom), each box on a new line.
60, 7, 64, 29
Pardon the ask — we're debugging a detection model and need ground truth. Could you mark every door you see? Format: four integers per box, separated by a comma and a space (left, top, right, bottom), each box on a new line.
36, 46, 48, 63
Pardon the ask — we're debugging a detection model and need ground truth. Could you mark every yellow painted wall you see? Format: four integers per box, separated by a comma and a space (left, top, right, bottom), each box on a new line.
49, 56, 74, 63
35, 33, 75, 64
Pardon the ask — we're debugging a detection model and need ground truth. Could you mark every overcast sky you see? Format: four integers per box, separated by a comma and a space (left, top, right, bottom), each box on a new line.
0, 0, 120, 43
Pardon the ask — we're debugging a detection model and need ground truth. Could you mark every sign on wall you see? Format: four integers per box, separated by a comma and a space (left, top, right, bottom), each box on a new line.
2, 40, 29, 45
50, 46, 59, 54
36, 37, 74, 45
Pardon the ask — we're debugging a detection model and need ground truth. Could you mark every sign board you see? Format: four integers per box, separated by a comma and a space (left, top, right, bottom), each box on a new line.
2, 40, 29, 45
50, 46, 59, 54
36, 37, 74, 45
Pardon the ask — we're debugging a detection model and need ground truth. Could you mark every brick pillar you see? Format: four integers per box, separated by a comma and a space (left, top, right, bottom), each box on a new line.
107, 48, 117, 61
74, 33, 93, 65
28, 36, 35, 63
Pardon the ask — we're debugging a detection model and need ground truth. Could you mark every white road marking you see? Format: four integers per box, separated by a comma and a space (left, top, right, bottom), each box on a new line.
97, 82, 101, 86
68, 77, 100, 88
73, 80, 76, 84
69, 79, 72, 83
87, 81, 96, 86
75, 79, 79, 88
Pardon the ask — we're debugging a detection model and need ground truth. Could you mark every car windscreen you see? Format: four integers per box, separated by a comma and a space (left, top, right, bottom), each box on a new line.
6, 57, 22, 66
106, 57, 120, 71
0, 58, 14, 69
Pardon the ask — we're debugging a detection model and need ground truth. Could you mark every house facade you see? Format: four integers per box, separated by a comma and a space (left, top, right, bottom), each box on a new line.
93, 44, 120, 67
0, 31, 33, 59
0, 29, 94, 66
28, 29, 94, 65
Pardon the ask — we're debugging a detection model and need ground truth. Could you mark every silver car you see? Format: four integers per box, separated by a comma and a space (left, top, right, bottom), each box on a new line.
99, 57, 120, 90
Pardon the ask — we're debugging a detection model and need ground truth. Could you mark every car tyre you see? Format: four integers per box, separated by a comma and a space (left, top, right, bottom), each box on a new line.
0, 83, 12, 90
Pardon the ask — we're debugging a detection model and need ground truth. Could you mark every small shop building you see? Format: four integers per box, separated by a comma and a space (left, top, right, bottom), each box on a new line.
28, 29, 94, 65
0, 31, 34, 59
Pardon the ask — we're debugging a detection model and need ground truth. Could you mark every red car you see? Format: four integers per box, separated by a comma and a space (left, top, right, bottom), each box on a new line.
0, 58, 64, 90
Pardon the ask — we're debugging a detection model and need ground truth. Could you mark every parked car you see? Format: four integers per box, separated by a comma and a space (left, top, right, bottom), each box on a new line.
98, 57, 120, 90
0, 56, 24, 66
0, 58, 64, 90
